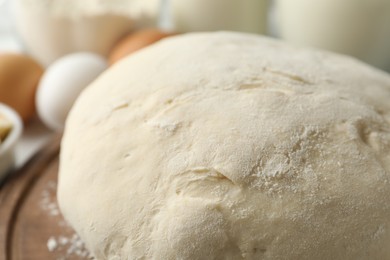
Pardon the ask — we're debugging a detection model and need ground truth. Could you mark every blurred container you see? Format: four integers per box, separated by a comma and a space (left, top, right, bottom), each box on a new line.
13, 0, 159, 66
171, 0, 269, 34
276, 0, 390, 71
0, 0, 21, 51
0, 0, 12, 37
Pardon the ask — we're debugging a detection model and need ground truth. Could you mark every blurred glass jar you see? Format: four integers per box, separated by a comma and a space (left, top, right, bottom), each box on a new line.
13, 0, 159, 66
276, 0, 390, 71
170, 0, 269, 34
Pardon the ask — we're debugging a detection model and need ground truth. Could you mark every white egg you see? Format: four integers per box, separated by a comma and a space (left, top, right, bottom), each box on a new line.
36, 52, 107, 130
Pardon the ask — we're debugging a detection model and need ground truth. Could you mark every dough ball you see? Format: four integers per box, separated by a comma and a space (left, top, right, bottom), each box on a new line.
58, 32, 390, 260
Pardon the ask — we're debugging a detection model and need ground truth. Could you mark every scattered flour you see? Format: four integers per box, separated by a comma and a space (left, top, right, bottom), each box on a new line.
47, 237, 58, 252
46, 234, 94, 259
40, 180, 94, 259
40, 181, 60, 216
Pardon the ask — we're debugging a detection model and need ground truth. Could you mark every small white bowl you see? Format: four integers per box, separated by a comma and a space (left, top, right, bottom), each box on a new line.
0, 103, 23, 180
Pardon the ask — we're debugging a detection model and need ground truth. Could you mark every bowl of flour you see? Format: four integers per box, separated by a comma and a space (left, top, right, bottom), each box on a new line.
13, 0, 159, 66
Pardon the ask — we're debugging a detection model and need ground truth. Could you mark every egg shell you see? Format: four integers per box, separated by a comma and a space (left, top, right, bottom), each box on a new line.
108, 28, 176, 65
36, 52, 107, 131
0, 53, 44, 122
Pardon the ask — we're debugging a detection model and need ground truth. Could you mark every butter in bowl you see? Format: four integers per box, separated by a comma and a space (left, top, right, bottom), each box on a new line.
0, 103, 23, 181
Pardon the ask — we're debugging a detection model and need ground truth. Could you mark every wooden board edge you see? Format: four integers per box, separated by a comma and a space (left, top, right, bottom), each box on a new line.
0, 135, 62, 260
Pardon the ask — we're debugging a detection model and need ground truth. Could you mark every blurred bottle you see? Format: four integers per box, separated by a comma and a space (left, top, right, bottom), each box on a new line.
170, 0, 269, 34
276, 0, 390, 71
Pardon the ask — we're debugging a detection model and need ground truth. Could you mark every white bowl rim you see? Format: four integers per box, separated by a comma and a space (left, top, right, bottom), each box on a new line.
0, 103, 23, 157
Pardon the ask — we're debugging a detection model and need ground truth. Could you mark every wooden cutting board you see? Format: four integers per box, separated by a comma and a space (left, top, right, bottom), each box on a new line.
0, 136, 92, 260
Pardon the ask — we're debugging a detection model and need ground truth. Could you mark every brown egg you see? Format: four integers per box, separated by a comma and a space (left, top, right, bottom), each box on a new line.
109, 28, 176, 65
0, 53, 44, 122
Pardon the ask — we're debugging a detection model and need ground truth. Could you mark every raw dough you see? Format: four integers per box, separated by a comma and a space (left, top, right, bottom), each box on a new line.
58, 32, 390, 260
